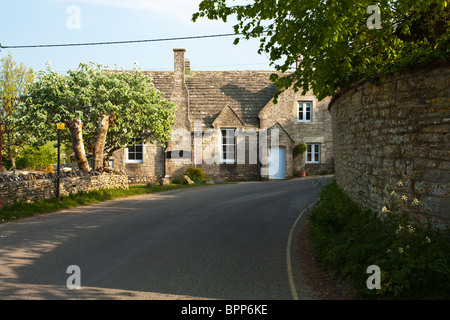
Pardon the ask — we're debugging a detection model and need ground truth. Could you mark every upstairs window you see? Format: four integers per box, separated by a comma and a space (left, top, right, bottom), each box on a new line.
221, 128, 236, 164
127, 137, 143, 163
298, 101, 312, 122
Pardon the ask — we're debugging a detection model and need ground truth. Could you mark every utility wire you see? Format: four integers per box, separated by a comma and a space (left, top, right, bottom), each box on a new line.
0, 33, 242, 49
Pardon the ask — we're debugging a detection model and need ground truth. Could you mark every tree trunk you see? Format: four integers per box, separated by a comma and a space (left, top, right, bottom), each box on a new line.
6, 129, 16, 169
7, 147, 16, 169
68, 119, 90, 172
92, 114, 110, 172
9, 155, 16, 170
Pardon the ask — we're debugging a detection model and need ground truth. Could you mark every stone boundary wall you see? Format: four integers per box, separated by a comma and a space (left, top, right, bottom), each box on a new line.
329, 59, 450, 225
0, 171, 129, 207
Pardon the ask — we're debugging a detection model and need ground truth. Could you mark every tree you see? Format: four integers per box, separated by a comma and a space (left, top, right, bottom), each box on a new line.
193, 0, 449, 101
0, 53, 35, 169
19, 63, 177, 172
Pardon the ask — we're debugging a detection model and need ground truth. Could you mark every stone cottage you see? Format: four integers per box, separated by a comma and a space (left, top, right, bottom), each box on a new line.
111, 49, 334, 184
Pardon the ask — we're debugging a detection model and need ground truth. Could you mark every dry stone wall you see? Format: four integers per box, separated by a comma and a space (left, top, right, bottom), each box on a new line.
329, 59, 450, 225
0, 171, 129, 207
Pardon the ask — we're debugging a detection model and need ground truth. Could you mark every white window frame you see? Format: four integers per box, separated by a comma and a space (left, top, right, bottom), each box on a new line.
297, 101, 312, 122
220, 128, 236, 164
126, 137, 144, 163
306, 143, 321, 164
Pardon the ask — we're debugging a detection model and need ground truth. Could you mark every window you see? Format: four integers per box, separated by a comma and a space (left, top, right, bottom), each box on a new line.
127, 137, 143, 162
306, 143, 320, 163
298, 101, 312, 122
221, 128, 236, 164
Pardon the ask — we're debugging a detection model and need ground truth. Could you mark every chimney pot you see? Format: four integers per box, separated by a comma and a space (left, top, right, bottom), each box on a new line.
185, 59, 191, 77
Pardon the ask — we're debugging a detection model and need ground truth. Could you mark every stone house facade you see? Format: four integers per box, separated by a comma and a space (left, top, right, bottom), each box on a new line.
111, 49, 334, 184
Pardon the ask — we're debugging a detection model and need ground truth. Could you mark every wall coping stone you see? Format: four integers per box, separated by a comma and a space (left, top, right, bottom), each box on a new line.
328, 58, 450, 111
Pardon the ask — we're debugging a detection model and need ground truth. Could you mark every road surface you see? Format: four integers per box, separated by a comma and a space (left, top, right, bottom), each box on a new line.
0, 177, 328, 300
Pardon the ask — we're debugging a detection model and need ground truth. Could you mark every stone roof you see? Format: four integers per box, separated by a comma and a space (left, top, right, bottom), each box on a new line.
143, 70, 281, 129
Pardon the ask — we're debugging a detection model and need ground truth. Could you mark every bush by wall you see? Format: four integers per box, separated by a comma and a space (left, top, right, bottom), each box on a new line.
184, 167, 206, 183
308, 178, 450, 299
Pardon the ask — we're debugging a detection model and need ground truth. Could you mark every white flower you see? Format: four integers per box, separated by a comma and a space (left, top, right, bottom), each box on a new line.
407, 224, 415, 233
425, 236, 431, 244
412, 198, 420, 206
401, 195, 408, 201
398, 247, 404, 254
397, 181, 403, 187
382, 206, 389, 213
391, 191, 397, 197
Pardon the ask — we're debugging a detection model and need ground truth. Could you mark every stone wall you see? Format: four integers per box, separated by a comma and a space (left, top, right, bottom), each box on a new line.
0, 171, 129, 207
329, 59, 450, 225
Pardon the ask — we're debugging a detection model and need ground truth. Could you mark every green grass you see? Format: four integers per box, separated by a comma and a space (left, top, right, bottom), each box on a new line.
0, 182, 209, 223
308, 178, 450, 299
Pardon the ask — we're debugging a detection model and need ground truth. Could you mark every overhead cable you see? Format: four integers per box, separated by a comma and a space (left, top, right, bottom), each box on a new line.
0, 33, 242, 49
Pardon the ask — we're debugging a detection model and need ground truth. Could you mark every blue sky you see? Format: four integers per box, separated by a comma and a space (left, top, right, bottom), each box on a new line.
1, 0, 277, 74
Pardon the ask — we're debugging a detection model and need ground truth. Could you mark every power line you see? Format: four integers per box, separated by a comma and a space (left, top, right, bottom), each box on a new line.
0, 33, 242, 49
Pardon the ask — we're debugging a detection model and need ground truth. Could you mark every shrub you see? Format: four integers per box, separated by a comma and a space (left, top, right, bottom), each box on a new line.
308, 178, 450, 299
16, 142, 57, 170
184, 167, 206, 183
293, 143, 307, 156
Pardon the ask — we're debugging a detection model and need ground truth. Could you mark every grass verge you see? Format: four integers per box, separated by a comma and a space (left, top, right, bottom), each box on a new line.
0, 182, 209, 223
308, 178, 450, 299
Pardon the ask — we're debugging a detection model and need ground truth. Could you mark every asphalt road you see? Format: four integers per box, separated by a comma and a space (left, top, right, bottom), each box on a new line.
0, 177, 328, 300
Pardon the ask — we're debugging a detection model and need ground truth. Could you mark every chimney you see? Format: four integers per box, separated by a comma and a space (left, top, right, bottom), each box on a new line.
170, 48, 190, 130
173, 48, 186, 86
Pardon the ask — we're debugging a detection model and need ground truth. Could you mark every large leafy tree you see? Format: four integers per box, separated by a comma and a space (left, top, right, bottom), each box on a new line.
193, 0, 449, 100
0, 52, 35, 169
19, 63, 177, 172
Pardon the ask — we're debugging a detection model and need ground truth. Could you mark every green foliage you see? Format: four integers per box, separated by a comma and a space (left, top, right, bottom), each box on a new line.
184, 167, 206, 182
15, 141, 57, 170
293, 143, 307, 156
18, 62, 177, 170
193, 0, 449, 100
171, 177, 182, 184
0, 52, 35, 167
309, 178, 450, 299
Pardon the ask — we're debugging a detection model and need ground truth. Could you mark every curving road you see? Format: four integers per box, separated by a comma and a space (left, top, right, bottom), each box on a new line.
0, 177, 328, 300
